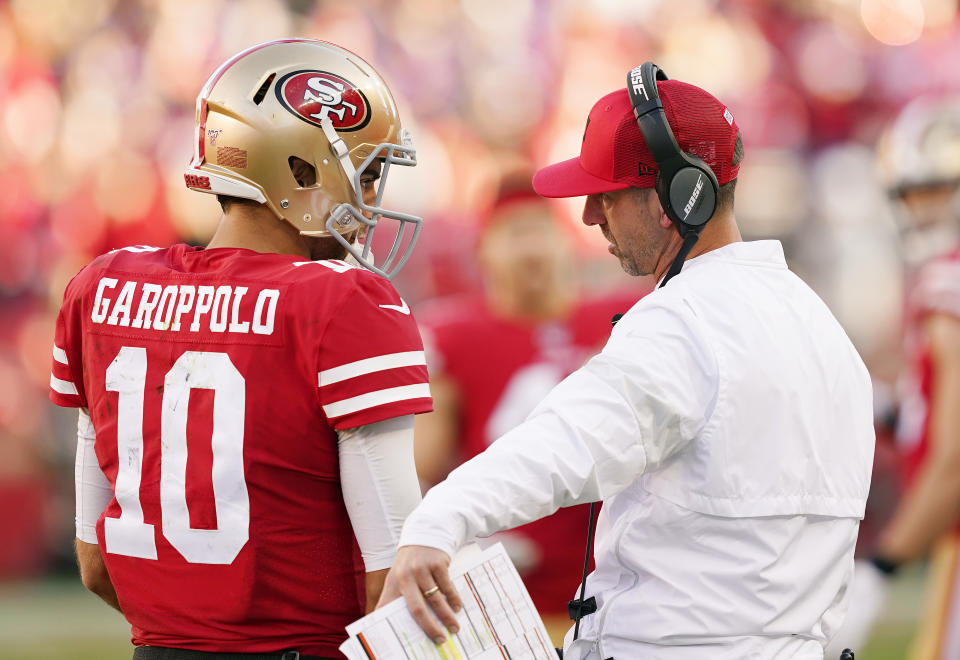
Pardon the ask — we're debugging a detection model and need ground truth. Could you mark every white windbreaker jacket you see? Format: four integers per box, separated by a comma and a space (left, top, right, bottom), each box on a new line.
400, 240, 875, 660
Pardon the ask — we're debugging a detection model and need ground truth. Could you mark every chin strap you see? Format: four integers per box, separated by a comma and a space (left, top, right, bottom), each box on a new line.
659, 228, 701, 289
320, 116, 356, 182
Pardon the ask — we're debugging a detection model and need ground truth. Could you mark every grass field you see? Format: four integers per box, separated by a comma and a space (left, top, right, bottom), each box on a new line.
0, 566, 929, 660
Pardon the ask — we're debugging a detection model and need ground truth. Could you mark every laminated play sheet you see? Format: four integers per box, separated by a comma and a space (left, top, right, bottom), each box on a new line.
341, 543, 555, 660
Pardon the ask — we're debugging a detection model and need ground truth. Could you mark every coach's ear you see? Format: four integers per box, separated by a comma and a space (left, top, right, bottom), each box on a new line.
75, 539, 122, 612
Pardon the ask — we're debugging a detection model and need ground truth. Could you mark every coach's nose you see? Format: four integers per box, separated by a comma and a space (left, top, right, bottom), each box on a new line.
582, 194, 606, 227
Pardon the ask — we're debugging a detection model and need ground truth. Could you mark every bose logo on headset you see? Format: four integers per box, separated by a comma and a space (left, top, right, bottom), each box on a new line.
629, 66, 649, 101
683, 174, 704, 219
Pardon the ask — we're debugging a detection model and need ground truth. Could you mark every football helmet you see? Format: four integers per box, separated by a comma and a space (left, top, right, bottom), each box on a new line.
184, 39, 421, 278
877, 96, 960, 264
878, 95, 960, 196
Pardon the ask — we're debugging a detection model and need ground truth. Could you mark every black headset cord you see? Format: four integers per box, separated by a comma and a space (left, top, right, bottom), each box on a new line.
570, 502, 598, 641
569, 226, 701, 642
660, 228, 701, 288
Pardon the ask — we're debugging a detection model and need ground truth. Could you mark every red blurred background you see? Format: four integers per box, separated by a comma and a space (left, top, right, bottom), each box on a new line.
0, 0, 956, 586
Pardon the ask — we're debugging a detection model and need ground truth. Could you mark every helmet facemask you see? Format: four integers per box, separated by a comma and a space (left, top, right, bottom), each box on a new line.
313, 117, 422, 279
877, 95, 960, 266
891, 182, 960, 267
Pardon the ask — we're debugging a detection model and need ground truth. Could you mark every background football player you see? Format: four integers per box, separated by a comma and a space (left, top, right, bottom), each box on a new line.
829, 96, 960, 658
50, 39, 431, 658
414, 179, 643, 643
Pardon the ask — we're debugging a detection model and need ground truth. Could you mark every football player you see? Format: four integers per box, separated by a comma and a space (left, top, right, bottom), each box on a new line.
414, 183, 643, 642
830, 96, 960, 658
51, 39, 430, 659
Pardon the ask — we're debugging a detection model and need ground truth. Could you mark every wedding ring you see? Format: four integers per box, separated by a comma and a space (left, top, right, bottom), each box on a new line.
422, 585, 441, 598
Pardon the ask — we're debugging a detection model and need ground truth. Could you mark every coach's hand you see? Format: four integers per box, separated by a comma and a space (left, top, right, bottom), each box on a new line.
378, 545, 463, 644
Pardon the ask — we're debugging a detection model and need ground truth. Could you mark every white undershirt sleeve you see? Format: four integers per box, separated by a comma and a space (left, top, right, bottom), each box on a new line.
75, 408, 112, 544
337, 415, 422, 571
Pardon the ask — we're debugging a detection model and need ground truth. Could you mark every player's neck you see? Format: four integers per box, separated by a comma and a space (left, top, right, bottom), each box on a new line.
207, 205, 311, 259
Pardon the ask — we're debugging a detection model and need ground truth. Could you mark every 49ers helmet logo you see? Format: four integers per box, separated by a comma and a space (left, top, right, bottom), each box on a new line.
275, 70, 371, 131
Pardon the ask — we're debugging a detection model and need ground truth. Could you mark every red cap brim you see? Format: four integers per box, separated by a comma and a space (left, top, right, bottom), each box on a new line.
532, 157, 631, 198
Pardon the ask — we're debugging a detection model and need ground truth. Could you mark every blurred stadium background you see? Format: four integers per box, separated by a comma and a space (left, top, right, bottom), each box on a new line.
1, 0, 958, 657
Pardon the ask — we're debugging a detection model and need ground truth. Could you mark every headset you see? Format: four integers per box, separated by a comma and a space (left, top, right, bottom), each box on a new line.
627, 62, 719, 233
626, 62, 720, 285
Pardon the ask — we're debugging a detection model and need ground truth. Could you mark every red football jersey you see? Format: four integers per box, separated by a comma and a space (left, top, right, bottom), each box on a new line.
418, 291, 641, 615
50, 244, 432, 656
897, 247, 960, 489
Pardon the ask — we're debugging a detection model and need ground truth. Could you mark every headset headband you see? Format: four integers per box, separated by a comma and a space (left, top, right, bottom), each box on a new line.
627, 63, 685, 179
625, 62, 719, 232
626, 62, 721, 287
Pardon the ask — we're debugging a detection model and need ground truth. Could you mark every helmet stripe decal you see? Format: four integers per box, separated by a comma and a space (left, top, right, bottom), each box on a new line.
192, 39, 317, 168
198, 38, 309, 99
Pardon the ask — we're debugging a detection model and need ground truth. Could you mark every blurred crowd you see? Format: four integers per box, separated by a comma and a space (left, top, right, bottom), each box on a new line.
1, 0, 959, 579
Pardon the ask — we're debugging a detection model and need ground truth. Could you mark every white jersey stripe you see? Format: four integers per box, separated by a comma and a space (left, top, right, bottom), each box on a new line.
53, 345, 69, 365
293, 260, 356, 273
50, 374, 79, 396
318, 351, 426, 386
322, 383, 431, 419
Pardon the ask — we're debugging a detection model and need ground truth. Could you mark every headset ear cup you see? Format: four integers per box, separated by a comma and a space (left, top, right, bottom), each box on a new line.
669, 166, 717, 227
655, 171, 673, 220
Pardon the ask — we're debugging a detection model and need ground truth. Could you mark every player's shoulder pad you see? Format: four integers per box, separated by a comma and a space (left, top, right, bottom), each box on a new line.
95, 244, 164, 264
914, 254, 960, 316
61, 246, 163, 302
106, 245, 164, 256
287, 258, 406, 310
289, 258, 368, 280
919, 252, 960, 282
288, 259, 387, 290
88, 244, 165, 272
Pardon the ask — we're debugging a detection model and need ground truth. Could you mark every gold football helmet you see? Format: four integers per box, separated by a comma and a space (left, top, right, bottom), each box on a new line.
878, 95, 960, 196
184, 39, 421, 278
877, 96, 960, 264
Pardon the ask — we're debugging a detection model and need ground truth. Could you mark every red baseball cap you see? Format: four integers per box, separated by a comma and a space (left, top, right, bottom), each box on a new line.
533, 80, 740, 198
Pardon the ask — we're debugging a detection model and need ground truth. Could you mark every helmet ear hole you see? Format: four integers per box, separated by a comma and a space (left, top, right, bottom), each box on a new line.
288, 156, 317, 187
252, 73, 276, 105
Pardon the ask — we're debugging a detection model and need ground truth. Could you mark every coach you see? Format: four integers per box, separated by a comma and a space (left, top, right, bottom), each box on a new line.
380, 64, 874, 660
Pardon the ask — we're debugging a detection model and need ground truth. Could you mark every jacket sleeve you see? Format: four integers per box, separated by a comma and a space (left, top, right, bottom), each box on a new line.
398, 301, 719, 556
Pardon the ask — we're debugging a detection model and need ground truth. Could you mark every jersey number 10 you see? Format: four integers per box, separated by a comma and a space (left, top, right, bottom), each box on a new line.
104, 346, 249, 565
